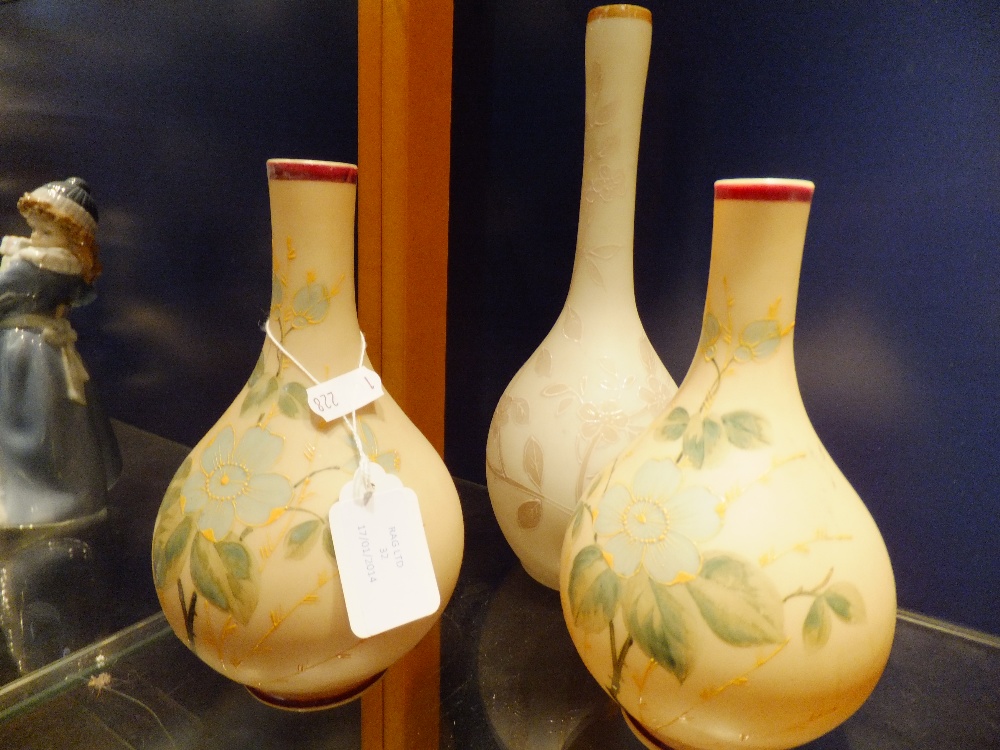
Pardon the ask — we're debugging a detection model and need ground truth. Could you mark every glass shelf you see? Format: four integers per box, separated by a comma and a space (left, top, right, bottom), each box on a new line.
1, 433, 997, 749
0, 422, 190, 688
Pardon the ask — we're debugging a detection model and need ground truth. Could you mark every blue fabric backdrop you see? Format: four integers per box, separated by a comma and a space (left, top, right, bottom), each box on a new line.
1, 0, 996, 634
446, 0, 999, 634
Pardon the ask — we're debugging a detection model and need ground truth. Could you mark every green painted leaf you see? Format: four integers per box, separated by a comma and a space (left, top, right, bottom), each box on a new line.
686, 553, 785, 646
568, 545, 621, 634
153, 515, 195, 588
721, 411, 770, 450
278, 381, 310, 419
285, 380, 308, 405
802, 596, 832, 650
247, 352, 267, 388
277, 393, 299, 418
700, 313, 721, 351
240, 389, 261, 416
824, 582, 866, 624
152, 460, 194, 588
285, 520, 323, 560
161, 518, 194, 571
657, 407, 690, 442
288, 519, 321, 547
216, 541, 253, 580
241, 376, 279, 415
622, 574, 693, 682
190, 533, 230, 613
162, 457, 192, 508
190, 534, 259, 625
261, 376, 278, 400
683, 417, 722, 469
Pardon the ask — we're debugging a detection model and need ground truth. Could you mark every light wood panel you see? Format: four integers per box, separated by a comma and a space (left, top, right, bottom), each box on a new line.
358, 0, 453, 452
357, 1, 453, 748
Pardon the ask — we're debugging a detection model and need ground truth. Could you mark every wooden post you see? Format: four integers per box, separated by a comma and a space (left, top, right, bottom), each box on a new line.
357, 1, 453, 748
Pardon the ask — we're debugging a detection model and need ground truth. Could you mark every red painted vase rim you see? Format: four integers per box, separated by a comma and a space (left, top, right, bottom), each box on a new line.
267, 159, 358, 184
588, 5, 652, 23
715, 178, 814, 202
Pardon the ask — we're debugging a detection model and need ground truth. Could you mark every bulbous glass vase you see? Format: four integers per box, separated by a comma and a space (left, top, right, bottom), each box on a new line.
487, 5, 677, 591
151, 159, 464, 709
561, 179, 896, 749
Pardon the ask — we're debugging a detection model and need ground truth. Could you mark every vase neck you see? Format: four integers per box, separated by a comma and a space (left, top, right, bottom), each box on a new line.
693, 179, 815, 383
565, 7, 651, 316
265, 160, 364, 381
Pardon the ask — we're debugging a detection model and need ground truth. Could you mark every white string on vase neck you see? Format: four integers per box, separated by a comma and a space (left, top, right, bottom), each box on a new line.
263, 319, 374, 498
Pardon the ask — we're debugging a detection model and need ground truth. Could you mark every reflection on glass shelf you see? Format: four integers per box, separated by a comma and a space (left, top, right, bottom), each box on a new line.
0, 536, 103, 676
476, 566, 608, 747
0, 476, 997, 748
0, 613, 362, 748
0, 612, 167, 720
0, 421, 189, 690
440, 482, 1000, 750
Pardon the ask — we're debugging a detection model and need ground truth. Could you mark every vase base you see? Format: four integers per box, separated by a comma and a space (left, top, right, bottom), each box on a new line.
519, 559, 559, 591
621, 708, 682, 750
246, 669, 386, 712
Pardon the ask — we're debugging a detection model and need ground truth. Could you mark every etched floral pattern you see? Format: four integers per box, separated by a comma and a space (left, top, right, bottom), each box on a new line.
487, 336, 674, 535
578, 400, 629, 444
485, 38, 677, 590
584, 164, 625, 204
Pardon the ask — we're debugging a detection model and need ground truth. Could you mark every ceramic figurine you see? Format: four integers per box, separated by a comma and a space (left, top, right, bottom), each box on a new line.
0, 177, 121, 529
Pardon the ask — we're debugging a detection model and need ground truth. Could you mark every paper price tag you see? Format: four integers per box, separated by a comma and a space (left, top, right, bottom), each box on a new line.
307, 366, 383, 422
329, 466, 440, 639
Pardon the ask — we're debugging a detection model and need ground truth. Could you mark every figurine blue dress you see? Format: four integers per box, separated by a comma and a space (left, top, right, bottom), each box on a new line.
0, 177, 121, 528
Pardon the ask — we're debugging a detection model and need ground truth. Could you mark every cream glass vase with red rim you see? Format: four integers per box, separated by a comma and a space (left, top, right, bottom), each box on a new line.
486, 4, 677, 591
150, 159, 464, 710
560, 178, 896, 750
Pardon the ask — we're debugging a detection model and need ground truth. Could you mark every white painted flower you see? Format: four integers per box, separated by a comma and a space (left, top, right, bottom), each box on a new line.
181, 425, 292, 541
593, 459, 720, 584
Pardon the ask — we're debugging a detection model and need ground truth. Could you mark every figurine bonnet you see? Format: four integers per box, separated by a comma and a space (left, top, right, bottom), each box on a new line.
0, 177, 121, 529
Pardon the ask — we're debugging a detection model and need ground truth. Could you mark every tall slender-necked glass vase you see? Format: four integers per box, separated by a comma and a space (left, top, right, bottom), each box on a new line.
486, 4, 677, 591
151, 159, 464, 709
561, 179, 896, 749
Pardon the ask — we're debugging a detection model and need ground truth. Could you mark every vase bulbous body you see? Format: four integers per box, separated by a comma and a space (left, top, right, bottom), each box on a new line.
151, 159, 464, 709
560, 179, 896, 749
486, 5, 677, 591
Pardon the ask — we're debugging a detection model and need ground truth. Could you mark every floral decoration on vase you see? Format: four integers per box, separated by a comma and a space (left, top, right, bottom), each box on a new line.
561, 179, 896, 750
151, 160, 463, 709
487, 5, 677, 590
